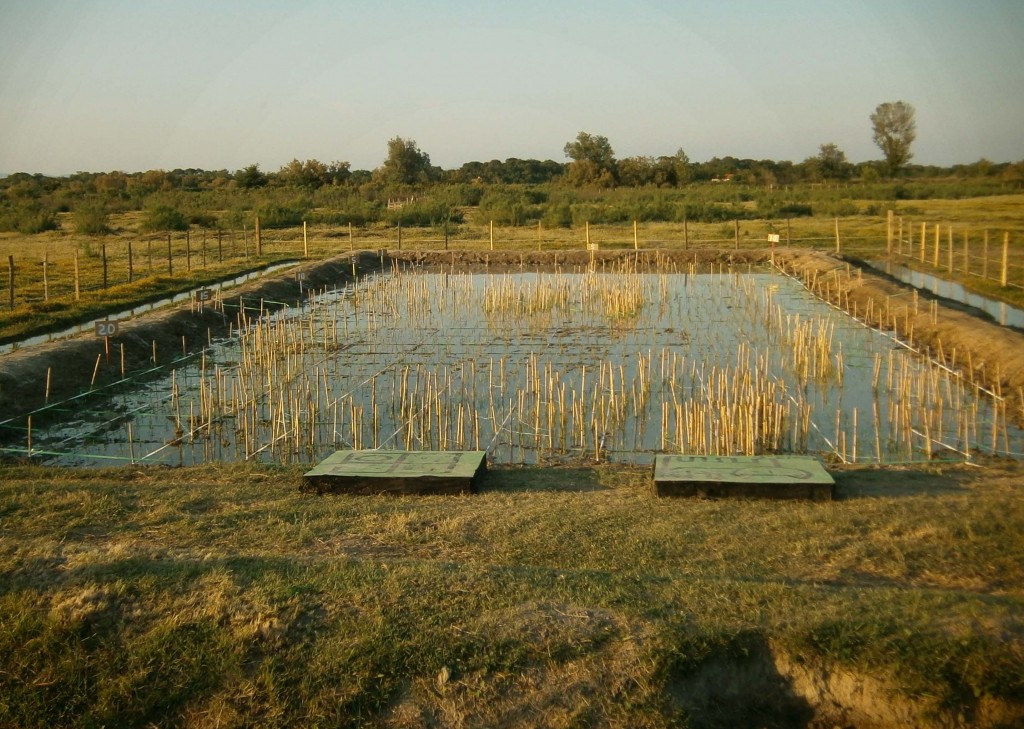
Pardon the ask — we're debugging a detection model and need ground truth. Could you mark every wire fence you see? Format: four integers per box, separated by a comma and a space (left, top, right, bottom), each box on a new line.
2, 215, 1020, 312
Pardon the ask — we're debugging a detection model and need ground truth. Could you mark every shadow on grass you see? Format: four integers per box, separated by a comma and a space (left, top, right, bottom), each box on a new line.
832, 467, 970, 499
480, 467, 614, 493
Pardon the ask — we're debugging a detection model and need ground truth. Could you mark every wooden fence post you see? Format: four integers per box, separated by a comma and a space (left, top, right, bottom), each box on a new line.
6, 255, 12, 309
168, 234, 173, 276
255, 217, 262, 257
102, 243, 108, 289
128, 240, 134, 283
886, 210, 894, 256
947, 226, 954, 272
633, 220, 638, 250
919, 222, 926, 262
74, 249, 81, 301
185, 230, 191, 272
586, 221, 591, 249
537, 220, 542, 252
489, 220, 494, 251
932, 224, 940, 268
1001, 232, 1010, 287
42, 253, 49, 301
303, 221, 308, 257
201, 232, 207, 268
834, 218, 840, 253
217, 230, 223, 264
349, 222, 354, 251
963, 230, 970, 275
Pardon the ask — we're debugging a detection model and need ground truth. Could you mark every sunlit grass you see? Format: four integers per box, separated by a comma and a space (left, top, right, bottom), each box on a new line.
1, 459, 1021, 726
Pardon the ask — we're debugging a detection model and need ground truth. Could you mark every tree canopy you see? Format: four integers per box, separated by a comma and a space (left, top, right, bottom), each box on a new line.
377, 137, 435, 186
871, 101, 916, 177
564, 132, 617, 186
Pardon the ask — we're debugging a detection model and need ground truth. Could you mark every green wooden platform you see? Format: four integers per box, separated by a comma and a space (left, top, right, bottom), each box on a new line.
653, 455, 834, 500
302, 450, 487, 495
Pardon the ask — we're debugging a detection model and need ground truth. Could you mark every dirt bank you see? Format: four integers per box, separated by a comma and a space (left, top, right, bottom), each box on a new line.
0, 251, 385, 424
2, 247, 1023, 430
773, 250, 1024, 426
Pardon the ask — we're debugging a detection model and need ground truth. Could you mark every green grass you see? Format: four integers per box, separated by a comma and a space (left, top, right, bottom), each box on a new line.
0, 460, 1022, 727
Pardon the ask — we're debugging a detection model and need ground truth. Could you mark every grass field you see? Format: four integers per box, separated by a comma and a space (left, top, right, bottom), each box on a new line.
1, 459, 1022, 727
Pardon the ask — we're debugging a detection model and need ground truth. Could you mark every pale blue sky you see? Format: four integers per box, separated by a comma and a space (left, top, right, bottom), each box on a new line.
1, 0, 1022, 175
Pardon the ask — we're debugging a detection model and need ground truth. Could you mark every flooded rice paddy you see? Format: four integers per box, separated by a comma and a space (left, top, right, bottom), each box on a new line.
15, 262, 1023, 466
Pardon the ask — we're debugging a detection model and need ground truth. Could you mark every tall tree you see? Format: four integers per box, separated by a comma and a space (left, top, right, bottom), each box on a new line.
563, 132, 617, 186
378, 137, 434, 186
811, 143, 852, 181
235, 164, 268, 189
871, 101, 916, 176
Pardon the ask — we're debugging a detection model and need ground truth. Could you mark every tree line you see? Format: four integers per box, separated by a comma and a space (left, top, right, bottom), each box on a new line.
2, 101, 1023, 235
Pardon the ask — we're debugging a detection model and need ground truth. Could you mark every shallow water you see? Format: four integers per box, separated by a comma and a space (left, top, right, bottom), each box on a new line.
10, 267, 1022, 466
0, 261, 299, 355
869, 259, 1024, 329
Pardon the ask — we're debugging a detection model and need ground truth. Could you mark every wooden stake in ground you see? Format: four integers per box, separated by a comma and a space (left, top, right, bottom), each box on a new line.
42, 253, 49, 301
1002, 232, 1010, 287
102, 243, 108, 289
887, 210, 894, 256
74, 249, 81, 301
255, 216, 262, 257
834, 218, 840, 253
303, 220, 308, 257
127, 241, 134, 283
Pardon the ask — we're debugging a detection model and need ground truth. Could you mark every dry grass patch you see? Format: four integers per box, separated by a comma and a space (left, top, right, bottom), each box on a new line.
0, 459, 1022, 727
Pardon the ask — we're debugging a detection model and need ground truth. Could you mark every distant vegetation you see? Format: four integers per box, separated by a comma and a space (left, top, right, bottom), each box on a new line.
1, 124, 1022, 235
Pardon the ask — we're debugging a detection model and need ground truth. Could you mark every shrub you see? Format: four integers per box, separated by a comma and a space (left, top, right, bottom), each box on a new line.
384, 199, 462, 227
313, 199, 382, 227
0, 203, 59, 233
74, 201, 110, 235
141, 205, 189, 232
187, 211, 218, 228
250, 196, 313, 228
541, 201, 573, 228
776, 203, 813, 218
478, 188, 535, 226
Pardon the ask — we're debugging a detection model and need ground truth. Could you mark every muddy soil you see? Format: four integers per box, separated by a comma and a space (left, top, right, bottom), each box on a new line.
2, 248, 1023, 429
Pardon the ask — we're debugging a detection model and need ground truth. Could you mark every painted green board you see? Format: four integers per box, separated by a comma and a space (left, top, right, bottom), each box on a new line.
653, 455, 834, 500
302, 450, 487, 495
